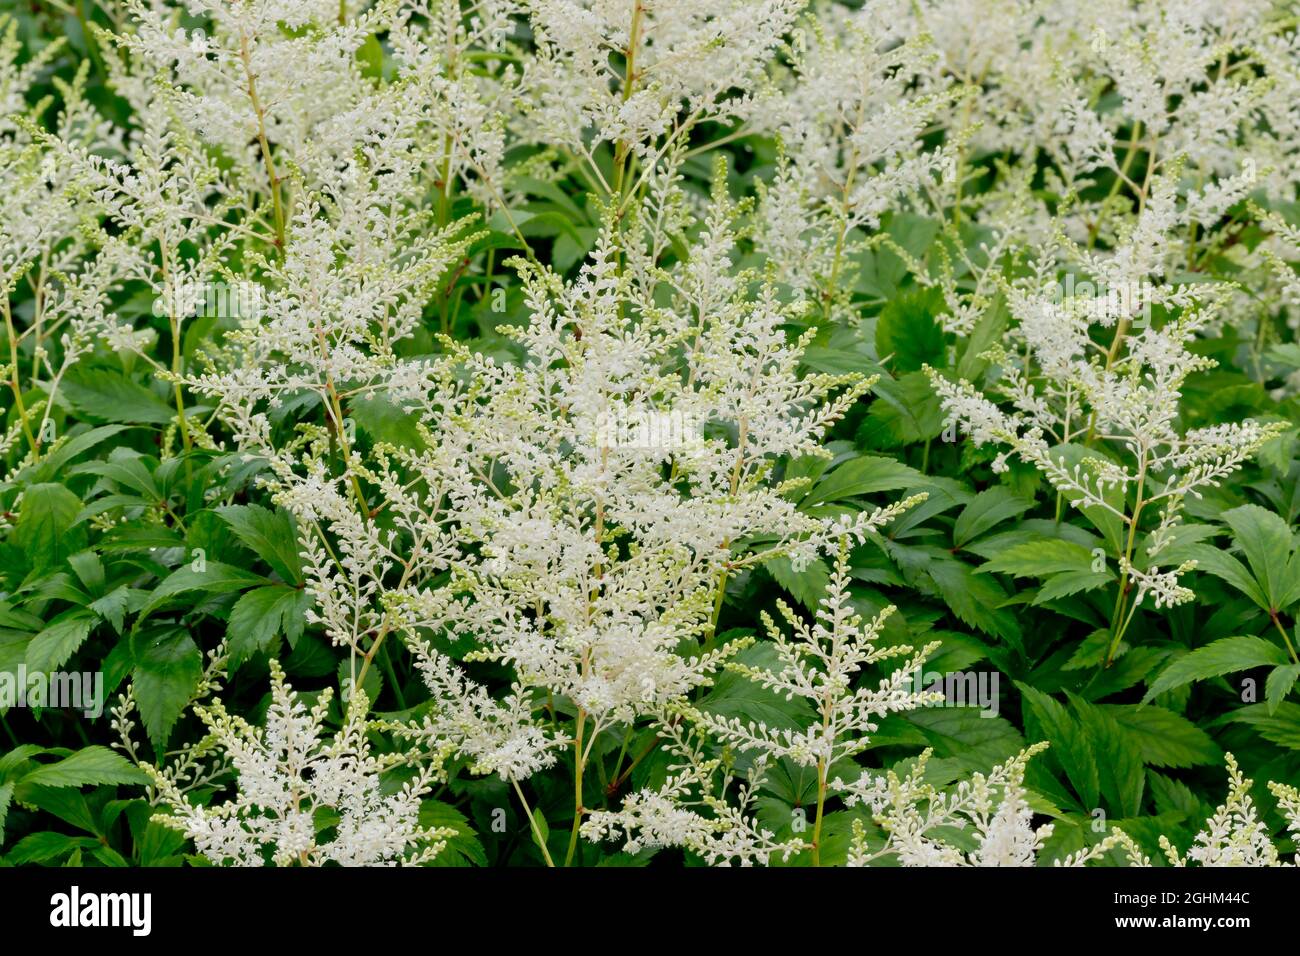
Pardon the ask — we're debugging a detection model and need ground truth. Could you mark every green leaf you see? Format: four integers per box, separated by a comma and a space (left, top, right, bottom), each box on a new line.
215, 504, 305, 585
1069, 695, 1144, 817
1222, 504, 1299, 611
356, 32, 385, 78
1214, 702, 1300, 750
61, 368, 175, 424
19, 425, 129, 485
17, 785, 100, 835
0, 780, 11, 843
1045, 443, 1125, 555
1182, 544, 1267, 609
858, 371, 944, 447
226, 585, 311, 668
980, 538, 1096, 578
131, 628, 203, 750
19, 746, 148, 788
1142, 635, 1291, 703
67, 550, 105, 596
25, 613, 94, 674
348, 394, 428, 452
952, 487, 1033, 549
699, 644, 816, 731
875, 287, 946, 372
1065, 629, 1121, 671
1103, 704, 1221, 768
76, 450, 161, 499
926, 557, 1023, 648
1265, 663, 1300, 715
0, 745, 44, 780
138, 561, 271, 620
1017, 683, 1098, 810
956, 296, 1008, 380
12, 483, 86, 573
420, 800, 487, 867
1031, 569, 1113, 605
901, 708, 1025, 770
4, 831, 98, 864
89, 586, 142, 634
763, 556, 830, 612
802, 455, 926, 506
1148, 771, 1209, 819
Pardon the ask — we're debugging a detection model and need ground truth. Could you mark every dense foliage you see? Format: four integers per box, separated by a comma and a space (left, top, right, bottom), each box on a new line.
1, 0, 1300, 868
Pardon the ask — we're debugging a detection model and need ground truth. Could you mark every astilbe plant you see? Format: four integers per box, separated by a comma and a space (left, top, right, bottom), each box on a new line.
0, 15, 136, 476
193, 149, 927, 863
750, 4, 963, 317
927, 180, 1285, 666
519, 0, 806, 197
118, 659, 451, 866
584, 539, 941, 865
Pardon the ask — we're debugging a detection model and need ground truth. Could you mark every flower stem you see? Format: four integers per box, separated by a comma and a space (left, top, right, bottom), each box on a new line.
511, 777, 556, 867
564, 708, 587, 866
811, 761, 828, 867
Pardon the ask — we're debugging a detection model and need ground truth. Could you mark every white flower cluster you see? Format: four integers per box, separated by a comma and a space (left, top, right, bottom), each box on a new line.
928, 226, 1283, 662
585, 539, 940, 865
839, 748, 1300, 869
195, 169, 919, 791
139, 661, 451, 867
519, 0, 804, 170
839, 744, 1067, 867
0, 14, 137, 472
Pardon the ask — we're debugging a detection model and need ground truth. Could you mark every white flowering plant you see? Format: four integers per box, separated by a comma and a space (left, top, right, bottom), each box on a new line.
0, 0, 1296, 873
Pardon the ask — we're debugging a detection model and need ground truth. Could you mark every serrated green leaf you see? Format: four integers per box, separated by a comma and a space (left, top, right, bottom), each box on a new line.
226, 585, 311, 669
952, 487, 1033, 549
19, 425, 129, 485
138, 561, 271, 620
1182, 544, 1268, 610
4, 831, 98, 864
420, 800, 487, 867
859, 371, 944, 447
1031, 568, 1113, 605
802, 455, 927, 506
61, 368, 175, 424
1142, 635, 1291, 703
1017, 683, 1098, 810
901, 707, 1024, 770
131, 628, 202, 750
19, 746, 148, 788
1103, 704, 1221, 768
24, 613, 94, 674
215, 504, 304, 585
763, 556, 829, 612
926, 557, 1022, 648
12, 483, 86, 573
980, 538, 1097, 578
875, 287, 946, 372
1265, 662, 1300, 714
1214, 702, 1300, 750
1222, 504, 1299, 611
699, 644, 816, 731
1069, 695, 1144, 817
